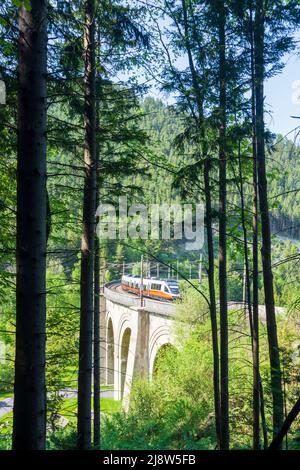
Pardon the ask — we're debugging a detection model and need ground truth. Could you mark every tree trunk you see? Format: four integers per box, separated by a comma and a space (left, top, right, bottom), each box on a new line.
13, 0, 48, 450
77, 0, 96, 450
254, 0, 284, 440
93, 41, 101, 446
250, 6, 261, 448
252, 90, 261, 452
217, 0, 229, 450
181, 0, 221, 447
259, 380, 268, 449
236, 137, 261, 449
268, 396, 300, 450
204, 160, 221, 449
93, 205, 100, 447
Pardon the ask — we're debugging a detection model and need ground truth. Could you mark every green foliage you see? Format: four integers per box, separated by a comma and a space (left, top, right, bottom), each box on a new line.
46, 265, 80, 420
11, 0, 31, 10
0, 412, 12, 450
47, 426, 77, 450
101, 363, 216, 450
101, 286, 300, 450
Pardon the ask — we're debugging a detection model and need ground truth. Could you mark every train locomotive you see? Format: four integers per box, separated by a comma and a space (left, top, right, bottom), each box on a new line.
121, 274, 180, 301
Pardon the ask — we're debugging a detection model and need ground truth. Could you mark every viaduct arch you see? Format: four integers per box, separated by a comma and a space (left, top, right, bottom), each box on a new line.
100, 282, 176, 406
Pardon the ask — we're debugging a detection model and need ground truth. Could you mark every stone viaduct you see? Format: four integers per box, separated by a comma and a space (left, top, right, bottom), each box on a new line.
100, 282, 285, 407
100, 282, 177, 408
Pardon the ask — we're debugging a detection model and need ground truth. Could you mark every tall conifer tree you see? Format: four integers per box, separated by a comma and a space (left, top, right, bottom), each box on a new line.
13, 0, 48, 450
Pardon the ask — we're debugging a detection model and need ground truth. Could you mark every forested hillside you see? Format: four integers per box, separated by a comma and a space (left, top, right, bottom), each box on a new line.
140, 97, 300, 240
268, 137, 300, 239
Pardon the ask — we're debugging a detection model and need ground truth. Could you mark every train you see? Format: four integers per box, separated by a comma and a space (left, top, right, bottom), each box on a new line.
121, 274, 180, 301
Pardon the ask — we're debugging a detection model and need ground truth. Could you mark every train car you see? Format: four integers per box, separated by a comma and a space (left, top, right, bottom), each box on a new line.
121, 274, 180, 301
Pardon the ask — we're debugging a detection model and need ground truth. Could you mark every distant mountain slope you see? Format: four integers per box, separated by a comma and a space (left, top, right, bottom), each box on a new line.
267, 138, 300, 239
141, 97, 300, 240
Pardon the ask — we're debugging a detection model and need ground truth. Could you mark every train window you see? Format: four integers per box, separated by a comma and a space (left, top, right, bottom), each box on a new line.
164, 285, 169, 293
151, 283, 161, 291
169, 285, 179, 294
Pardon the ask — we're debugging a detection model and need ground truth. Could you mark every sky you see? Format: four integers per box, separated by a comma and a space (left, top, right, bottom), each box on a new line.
117, 19, 300, 139
145, 49, 300, 138
265, 52, 300, 137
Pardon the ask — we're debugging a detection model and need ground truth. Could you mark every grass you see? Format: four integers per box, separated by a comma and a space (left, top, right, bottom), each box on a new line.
0, 411, 13, 424
101, 385, 113, 391
58, 365, 113, 391
100, 397, 121, 414
0, 396, 121, 450
0, 391, 13, 450
0, 386, 111, 399
58, 396, 121, 417
47, 395, 121, 425
0, 391, 13, 400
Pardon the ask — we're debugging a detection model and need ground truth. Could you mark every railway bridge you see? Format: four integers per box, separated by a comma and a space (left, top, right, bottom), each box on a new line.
100, 281, 176, 408
100, 281, 285, 407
